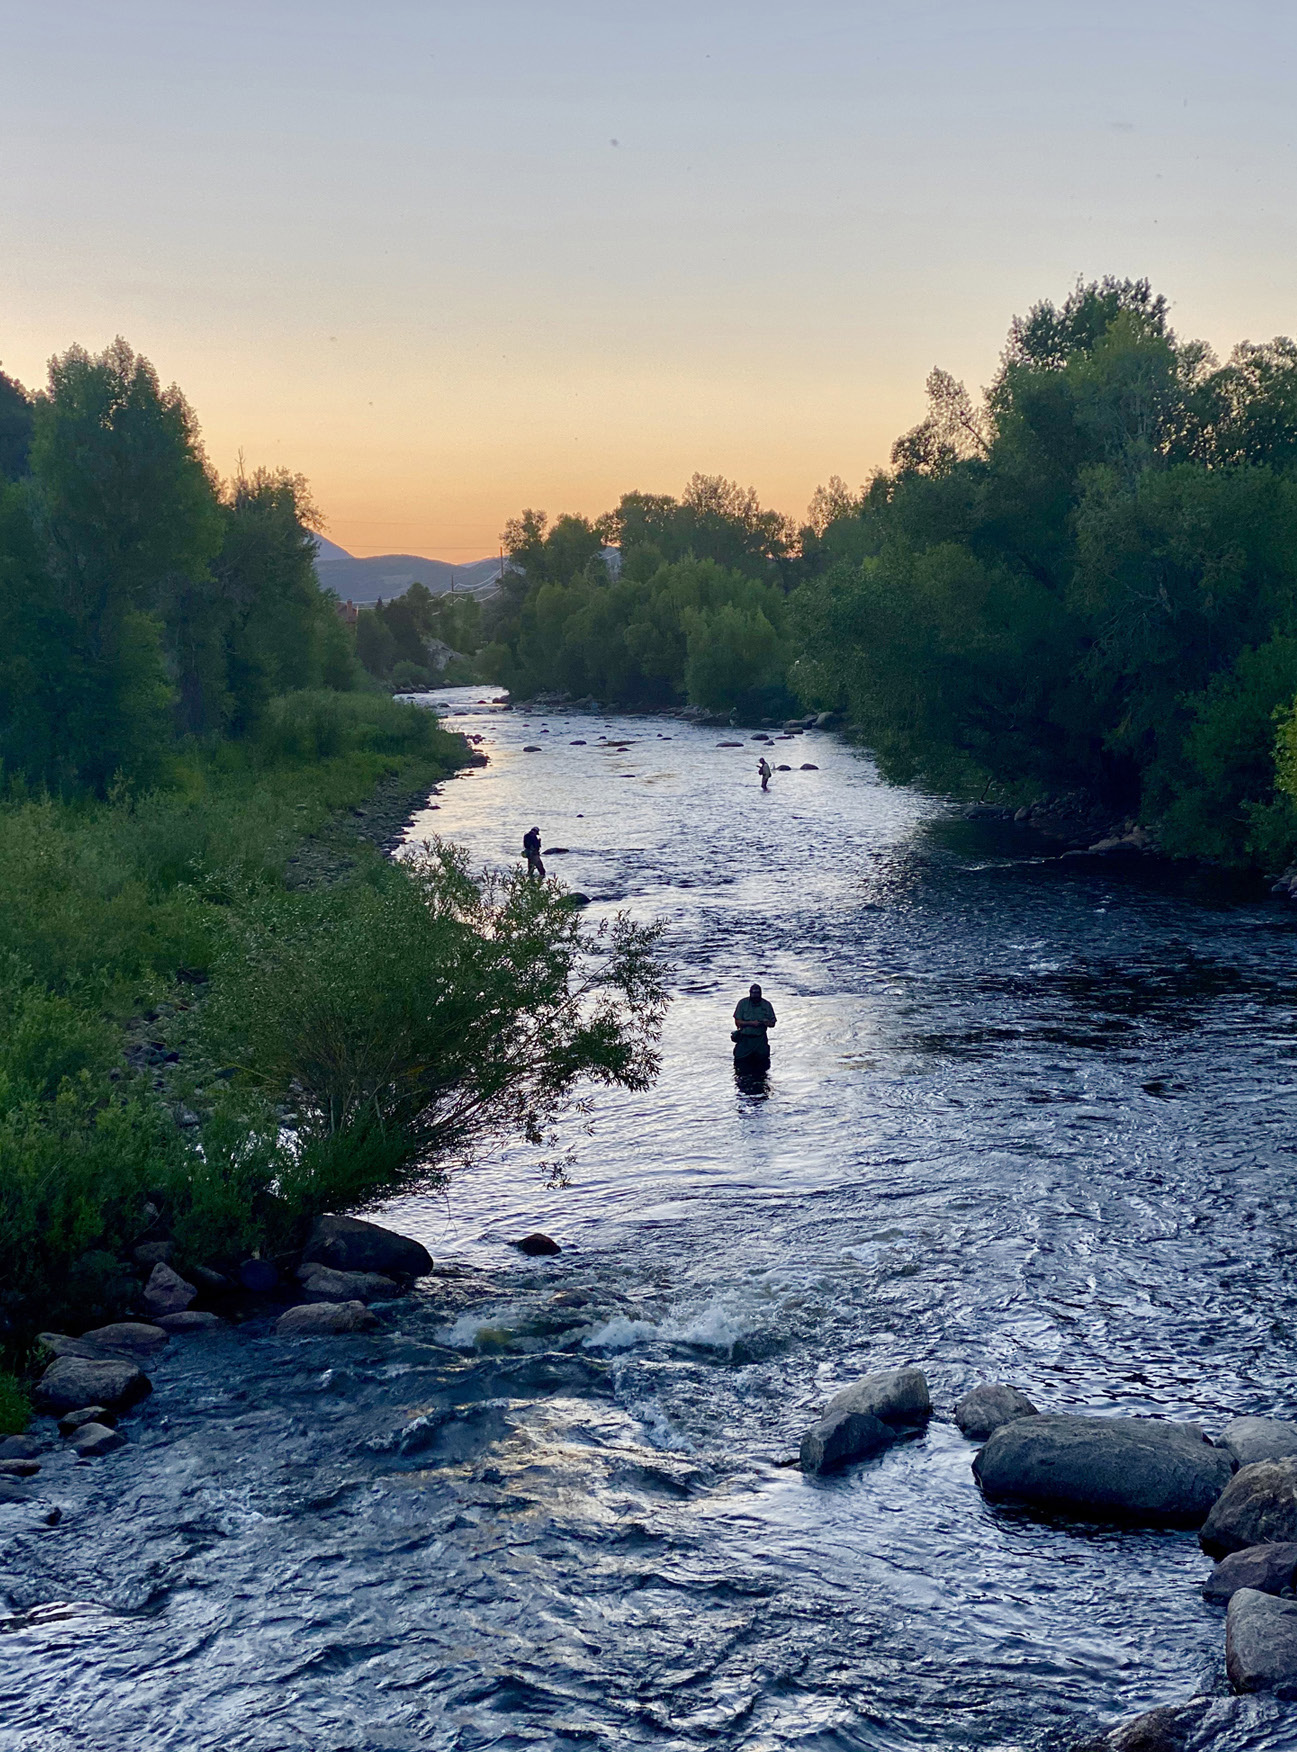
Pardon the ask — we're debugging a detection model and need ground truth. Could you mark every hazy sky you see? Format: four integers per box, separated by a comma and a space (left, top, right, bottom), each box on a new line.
3, 2, 1295, 557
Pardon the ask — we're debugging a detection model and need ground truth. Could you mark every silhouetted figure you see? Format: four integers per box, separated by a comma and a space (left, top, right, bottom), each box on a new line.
523, 825, 545, 878
758, 757, 773, 791
732, 983, 776, 1070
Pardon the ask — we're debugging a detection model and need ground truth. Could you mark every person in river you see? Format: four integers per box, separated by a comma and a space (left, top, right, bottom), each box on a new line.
758, 756, 773, 791
732, 983, 777, 1065
522, 825, 545, 878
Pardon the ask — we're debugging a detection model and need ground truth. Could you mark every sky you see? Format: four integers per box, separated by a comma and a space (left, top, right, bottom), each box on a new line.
3, 2, 1296, 559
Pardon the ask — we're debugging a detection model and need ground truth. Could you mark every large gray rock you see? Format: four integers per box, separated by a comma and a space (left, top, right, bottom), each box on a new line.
142, 1262, 196, 1318
1201, 1457, 1297, 1556
1204, 1541, 1297, 1603
70, 1423, 125, 1459
275, 1299, 377, 1336
955, 1382, 1039, 1440
0, 1436, 40, 1461
33, 1356, 150, 1416
57, 1406, 113, 1435
79, 1322, 169, 1360
973, 1415, 1234, 1526
1226, 1587, 1297, 1695
1222, 1417, 1297, 1468
0, 1460, 38, 1477
301, 1215, 431, 1281
295, 1263, 400, 1304
799, 1367, 930, 1475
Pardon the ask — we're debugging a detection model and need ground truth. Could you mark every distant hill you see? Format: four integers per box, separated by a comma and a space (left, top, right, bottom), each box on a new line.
312, 536, 504, 604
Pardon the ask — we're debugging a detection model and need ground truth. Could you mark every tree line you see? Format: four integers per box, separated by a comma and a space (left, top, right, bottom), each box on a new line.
479, 279, 1297, 870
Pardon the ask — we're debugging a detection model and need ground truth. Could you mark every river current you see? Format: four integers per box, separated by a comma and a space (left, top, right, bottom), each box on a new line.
5, 688, 1297, 1751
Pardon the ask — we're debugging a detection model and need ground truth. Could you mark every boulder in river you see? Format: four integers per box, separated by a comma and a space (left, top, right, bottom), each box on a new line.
954, 1382, 1040, 1440
800, 1366, 931, 1475
800, 763, 819, 771
142, 1262, 196, 1318
973, 1415, 1234, 1525
0, 1459, 39, 1477
1226, 1587, 1297, 1694
1201, 1457, 1297, 1556
1204, 1541, 1297, 1602
157, 1310, 223, 1333
1222, 1417, 1297, 1468
79, 1322, 170, 1360
275, 1299, 377, 1336
514, 1233, 562, 1257
301, 1214, 432, 1282
58, 1406, 114, 1435
0, 1436, 40, 1461
34, 1356, 150, 1416
69, 1422, 125, 1459
295, 1263, 400, 1303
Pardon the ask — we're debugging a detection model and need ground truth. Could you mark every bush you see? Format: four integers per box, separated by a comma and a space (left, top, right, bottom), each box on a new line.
0, 1373, 30, 1435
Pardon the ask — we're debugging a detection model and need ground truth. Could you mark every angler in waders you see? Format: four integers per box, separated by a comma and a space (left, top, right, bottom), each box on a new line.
732, 983, 776, 1073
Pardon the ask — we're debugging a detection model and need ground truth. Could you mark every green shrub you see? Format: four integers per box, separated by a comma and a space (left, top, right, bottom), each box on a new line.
0, 1373, 31, 1435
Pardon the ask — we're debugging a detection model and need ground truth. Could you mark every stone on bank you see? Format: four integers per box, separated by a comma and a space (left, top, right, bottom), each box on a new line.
300, 1215, 432, 1282
973, 1414, 1234, 1525
34, 1356, 151, 1416
1200, 1456, 1297, 1556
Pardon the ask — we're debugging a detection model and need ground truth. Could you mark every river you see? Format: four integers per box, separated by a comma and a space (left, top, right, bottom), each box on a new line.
4, 688, 1297, 1751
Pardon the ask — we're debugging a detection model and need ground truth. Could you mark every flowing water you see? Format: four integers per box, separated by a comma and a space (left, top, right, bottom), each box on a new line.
5, 688, 1297, 1752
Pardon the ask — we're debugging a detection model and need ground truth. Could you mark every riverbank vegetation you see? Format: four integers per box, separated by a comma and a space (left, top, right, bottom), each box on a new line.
480, 279, 1297, 872
0, 342, 667, 1383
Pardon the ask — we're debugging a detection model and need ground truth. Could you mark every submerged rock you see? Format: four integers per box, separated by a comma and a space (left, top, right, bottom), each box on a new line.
800, 1367, 931, 1475
514, 1234, 562, 1257
0, 1479, 32, 1505
1071, 1697, 1221, 1751
954, 1382, 1040, 1439
1201, 1457, 1297, 1556
79, 1322, 169, 1360
301, 1215, 432, 1282
973, 1415, 1233, 1525
1204, 1541, 1297, 1602
34, 1357, 150, 1416
1222, 1417, 1297, 1468
70, 1422, 125, 1459
142, 1262, 196, 1319
275, 1299, 377, 1336
295, 1263, 400, 1303
1226, 1587, 1297, 1694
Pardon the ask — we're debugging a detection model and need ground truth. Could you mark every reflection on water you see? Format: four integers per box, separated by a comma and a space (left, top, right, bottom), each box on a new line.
5, 687, 1297, 1750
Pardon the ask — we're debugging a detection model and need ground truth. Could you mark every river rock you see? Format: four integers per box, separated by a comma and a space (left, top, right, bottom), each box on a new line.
1226, 1587, 1297, 1694
58, 1406, 114, 1435
1201, 1457, 1297, 1556
1222, 1417, 1297, 1468
70, 1422, 125, 1459
1071, 1697, 1219, 1751
295, 1263, 400, 1303
142, 1261, 196, 1318
955, 1382, 1040, 1439
132, 1241, 173, 1268
800, 763, 819, 770
238, 1258, 278, 1293
973, 1415, 1234, 1525
34, 1356, 150, 1416
1204, 1541, 1297, 1602
0, 1436, 40, 1460
36, 1332, 103, 1361
275, 1299, 377, 1336
190, 1265, 230, 1291
0, 1460, 39, 1477
301, 1214, 432, 1281
157, 1310, 223, 1333
79, 1322, 169, 1359
514, 1233, 561, 1257
800, 1367, 931, 1475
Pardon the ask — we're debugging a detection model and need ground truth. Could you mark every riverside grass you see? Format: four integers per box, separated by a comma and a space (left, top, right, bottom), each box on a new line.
0, 690, 469, 1389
